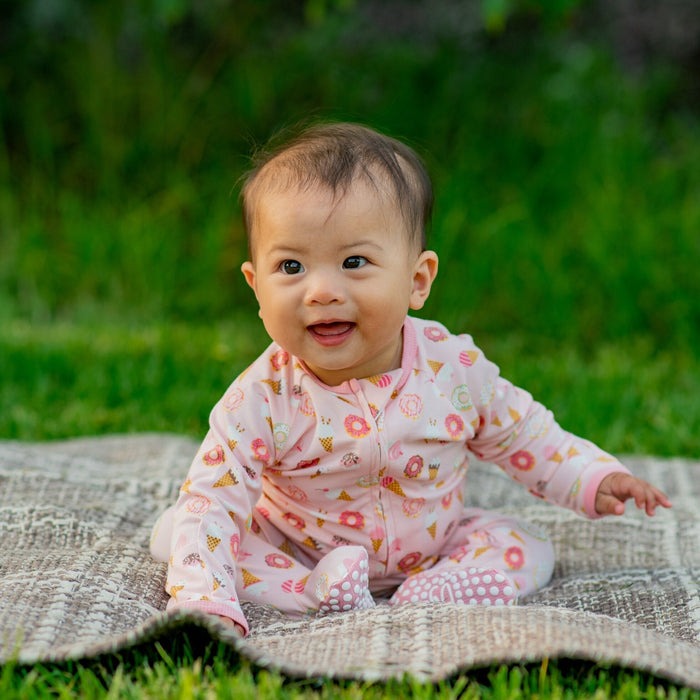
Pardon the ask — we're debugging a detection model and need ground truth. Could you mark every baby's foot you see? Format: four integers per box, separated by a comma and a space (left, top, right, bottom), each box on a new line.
389, 567, 517, 607
313, 546, 376, 614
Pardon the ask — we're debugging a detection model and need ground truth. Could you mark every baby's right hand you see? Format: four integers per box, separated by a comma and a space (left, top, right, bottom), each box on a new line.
218, 615, 246, 638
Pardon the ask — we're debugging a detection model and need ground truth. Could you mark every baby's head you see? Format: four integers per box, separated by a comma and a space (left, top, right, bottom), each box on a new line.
240, 122, 433, 257
239, 122, 439, 386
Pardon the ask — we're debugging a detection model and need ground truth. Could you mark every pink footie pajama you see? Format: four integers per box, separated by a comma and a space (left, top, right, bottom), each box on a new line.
153, 317, 627, 634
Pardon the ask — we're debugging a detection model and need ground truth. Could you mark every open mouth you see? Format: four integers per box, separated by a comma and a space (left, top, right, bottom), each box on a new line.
307, 322, 356, 346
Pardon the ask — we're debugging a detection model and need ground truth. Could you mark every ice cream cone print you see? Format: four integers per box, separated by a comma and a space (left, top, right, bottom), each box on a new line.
181, 478, 192, 493
337, 490, 353, 501
367, 374, 391, 387
508, 407, 521, 422
425, 510, 438, 539
261, 378, 282, 395
459, 350, 479, 367
547, 447, 562, 465
371, 538, 383, 553
318, 417, 334, 452
425, 419, 440, 441
473, 546, 491, 558
427, 359, 444, 375
169, 583, 185, 599
182, 553, 204, 568
429, 458, 440, 480
206, 523, 223, 552
303, 536, 321, 550
213, 469, 238, 488
241, 568, 262, 588
317, 517, 326, 528
279, 539, 295, 557
227, 423, 245, 451
380, 476, 406, 497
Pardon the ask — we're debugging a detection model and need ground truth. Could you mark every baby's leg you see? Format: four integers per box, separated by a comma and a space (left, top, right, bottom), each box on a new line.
236, 533, 375, 617
437, 509, 555, 597
389, 509, 554, 607
150, 508, 374, 617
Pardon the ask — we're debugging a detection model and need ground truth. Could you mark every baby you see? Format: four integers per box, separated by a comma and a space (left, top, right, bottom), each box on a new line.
151, 122, 671, 637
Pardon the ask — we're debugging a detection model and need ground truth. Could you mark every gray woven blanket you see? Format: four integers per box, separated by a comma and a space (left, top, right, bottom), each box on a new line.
1, 434, 699, 687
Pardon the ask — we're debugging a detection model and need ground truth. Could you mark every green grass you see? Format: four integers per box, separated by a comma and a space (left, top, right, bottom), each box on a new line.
3, 643, 700, 699
0, 317, 267, 440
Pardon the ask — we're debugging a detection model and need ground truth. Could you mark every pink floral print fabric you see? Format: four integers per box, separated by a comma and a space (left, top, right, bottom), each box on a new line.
159, 317, 628, 632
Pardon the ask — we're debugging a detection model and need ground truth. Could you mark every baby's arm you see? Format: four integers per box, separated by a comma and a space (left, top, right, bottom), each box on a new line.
459, 333, 669, 518
163, 379, 274, 636
595, 472, 672, 516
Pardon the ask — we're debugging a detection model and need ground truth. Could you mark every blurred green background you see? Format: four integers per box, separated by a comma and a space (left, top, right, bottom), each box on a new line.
1, 0, 698, 452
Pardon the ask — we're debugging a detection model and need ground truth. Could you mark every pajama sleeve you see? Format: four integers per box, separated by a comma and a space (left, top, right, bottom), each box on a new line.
462, 336, 630, 518
163, 380, 273, 634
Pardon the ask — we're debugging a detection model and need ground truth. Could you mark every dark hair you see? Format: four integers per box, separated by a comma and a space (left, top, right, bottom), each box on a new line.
240, 122, 433, 251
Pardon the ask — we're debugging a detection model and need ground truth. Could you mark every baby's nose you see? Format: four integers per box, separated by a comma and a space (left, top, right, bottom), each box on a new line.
304, 269, 345, 305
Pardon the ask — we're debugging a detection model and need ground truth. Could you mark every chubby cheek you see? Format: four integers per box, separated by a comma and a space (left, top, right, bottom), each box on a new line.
361, 290, 409, 329
260, 303, 302, 347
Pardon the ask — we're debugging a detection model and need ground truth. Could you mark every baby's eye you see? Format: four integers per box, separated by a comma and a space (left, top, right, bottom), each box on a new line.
343, 256, 368, 270
279, 260, 304, 275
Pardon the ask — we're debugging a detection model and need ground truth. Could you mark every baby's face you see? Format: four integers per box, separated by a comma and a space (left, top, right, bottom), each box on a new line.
242, 179, 437, 386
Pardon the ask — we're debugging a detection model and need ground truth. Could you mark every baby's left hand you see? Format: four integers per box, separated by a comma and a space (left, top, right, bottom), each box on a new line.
595, 472, 672, 516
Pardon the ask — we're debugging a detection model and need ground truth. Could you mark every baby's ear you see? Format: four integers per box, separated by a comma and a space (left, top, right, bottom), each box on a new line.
241, 261, 257, 292
409, 251, 439, 310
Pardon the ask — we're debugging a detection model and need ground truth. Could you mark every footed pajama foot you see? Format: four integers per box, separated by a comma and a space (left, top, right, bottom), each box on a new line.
389, 567, 517, 607
311, 546, 376, 615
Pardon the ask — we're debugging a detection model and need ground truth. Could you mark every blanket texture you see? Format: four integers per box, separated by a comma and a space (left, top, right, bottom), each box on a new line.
0, 434, 698, 686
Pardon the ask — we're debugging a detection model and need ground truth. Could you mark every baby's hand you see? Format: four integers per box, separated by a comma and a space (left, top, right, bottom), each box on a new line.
218, 615, 246, 638
595, 472, 672, 517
